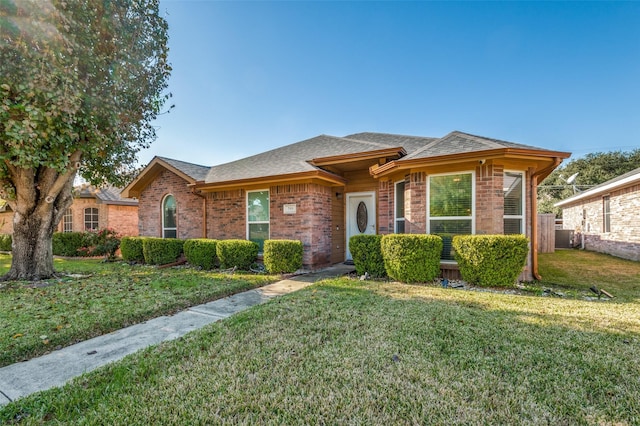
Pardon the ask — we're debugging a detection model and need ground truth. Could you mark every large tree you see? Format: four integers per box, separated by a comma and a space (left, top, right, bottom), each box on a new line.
538, 149, 640, 217
0, 0, 171, 280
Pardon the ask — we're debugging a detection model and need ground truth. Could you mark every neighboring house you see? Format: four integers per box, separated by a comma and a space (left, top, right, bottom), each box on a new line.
0, 185, 139, 236
123, 131, 570, 280
555, 167, 640, 261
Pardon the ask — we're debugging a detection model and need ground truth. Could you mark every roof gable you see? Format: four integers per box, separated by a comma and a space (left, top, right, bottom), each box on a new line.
122, 156, 210, 198
404, 131, 557, 160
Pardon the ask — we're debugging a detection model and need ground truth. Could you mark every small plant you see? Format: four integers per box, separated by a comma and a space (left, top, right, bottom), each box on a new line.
216, 239, 259, 270
349, 234, 386, 278
263, 240, 303, 274
184, 239, 218, 270
80, 228, 121, 261
381, 234, 442, 283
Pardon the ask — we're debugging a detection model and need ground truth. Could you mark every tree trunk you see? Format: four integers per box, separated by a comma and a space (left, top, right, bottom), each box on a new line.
1, 167, 76, 281
6, 209, 57, 280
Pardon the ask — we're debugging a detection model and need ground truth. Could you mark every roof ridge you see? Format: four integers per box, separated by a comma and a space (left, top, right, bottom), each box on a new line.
157, 156, 210, 169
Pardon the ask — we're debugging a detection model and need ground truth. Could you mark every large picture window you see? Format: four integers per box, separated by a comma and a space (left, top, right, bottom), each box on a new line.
428, 172, 474, 260
162, 194, 177, 238
84, 207, 99, 230
503, 171, 524, 234
63, 208, 73, 232
247, 190, 269, 251
395, 180, 405, 233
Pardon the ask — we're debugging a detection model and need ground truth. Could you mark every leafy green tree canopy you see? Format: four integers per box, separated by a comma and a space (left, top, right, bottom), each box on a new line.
0, 0, 171, 280
538, 149, 640, 217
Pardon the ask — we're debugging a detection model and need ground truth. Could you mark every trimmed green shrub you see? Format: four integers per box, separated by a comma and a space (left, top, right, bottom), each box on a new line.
142, 237, 185, 265
120, 236, 146, 263
453, 234, 529, 287
52, 232, 87, 257
263, 239, 303, 274
184, 239, 218, 270
349, 234, 386, 278
381, 234, 443, 283
0, 234, 11, 251
216, 239, 259, 270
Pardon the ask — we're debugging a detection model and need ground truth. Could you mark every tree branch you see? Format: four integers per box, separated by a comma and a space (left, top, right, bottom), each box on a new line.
44, 150, 82, 204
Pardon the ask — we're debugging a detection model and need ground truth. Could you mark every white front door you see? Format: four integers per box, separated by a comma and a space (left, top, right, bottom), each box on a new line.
345, 192, 376, 260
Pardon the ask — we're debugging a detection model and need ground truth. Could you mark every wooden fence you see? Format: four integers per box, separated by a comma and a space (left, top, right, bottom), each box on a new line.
537, 213, 556, 253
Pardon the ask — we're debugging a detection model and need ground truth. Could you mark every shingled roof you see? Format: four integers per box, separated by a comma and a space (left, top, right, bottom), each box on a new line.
76, 185, 138, 206
157, 156, 210, 181
402, 131, 557, 160
203, 134, 398, 184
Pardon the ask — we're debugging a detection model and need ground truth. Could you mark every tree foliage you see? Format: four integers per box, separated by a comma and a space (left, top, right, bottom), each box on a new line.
0, 0, 171, 280
538, 149, 640, 217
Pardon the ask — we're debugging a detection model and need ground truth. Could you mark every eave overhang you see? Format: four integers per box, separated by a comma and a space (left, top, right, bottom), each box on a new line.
370, 148, 571, 178
309, 147, 406, 168
555, 172, 640, 208
192, 169, 347, 192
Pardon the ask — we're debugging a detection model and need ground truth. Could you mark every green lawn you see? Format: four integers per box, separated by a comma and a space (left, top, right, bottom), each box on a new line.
0, 254, 278, 367
1, 250, 639, 424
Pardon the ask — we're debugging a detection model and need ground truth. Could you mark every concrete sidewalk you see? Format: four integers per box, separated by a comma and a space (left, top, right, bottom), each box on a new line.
0, 264, 354, 407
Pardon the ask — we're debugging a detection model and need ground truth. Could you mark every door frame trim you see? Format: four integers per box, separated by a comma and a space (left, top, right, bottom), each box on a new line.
345, 191, 376, 260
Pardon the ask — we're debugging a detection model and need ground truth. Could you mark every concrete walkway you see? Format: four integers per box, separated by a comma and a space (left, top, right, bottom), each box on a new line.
0, 264, 354, 407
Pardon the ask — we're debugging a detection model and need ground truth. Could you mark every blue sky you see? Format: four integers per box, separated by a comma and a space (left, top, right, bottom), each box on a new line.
143, 0, 640, 167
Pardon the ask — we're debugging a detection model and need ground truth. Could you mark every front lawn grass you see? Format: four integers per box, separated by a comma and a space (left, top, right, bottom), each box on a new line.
0, 254, 277, 367
2, 277, 638, 425
538, 249, 640, 301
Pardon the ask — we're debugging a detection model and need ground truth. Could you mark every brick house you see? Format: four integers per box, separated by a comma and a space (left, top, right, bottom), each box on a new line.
123, 131, 570, 280
0, 185, 139, 236
555, 167, 640, 261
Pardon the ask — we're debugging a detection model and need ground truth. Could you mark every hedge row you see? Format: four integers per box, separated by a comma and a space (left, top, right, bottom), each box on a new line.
120, 237, 302, 273
349, 234, 529, 287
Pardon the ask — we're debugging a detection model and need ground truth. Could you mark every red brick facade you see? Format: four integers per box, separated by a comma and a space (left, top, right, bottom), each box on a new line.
0, 196, 138, 237
138, 168, 205, 239
136, 162, 535, 278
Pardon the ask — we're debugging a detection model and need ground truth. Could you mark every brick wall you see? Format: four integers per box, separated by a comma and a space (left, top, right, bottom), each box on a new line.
475, 164, 505, 234
139, 169, 204, 239
405, 172, 426, 233
377, 179, 393, 234
106, 205, 138, 236
562, 182, 640, 261
270, 183, 333, 269
206, 189, 246, 240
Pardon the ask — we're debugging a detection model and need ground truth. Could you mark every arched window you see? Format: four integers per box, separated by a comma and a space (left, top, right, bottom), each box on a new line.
162, 194, 177, 238
84, 207, 99, 230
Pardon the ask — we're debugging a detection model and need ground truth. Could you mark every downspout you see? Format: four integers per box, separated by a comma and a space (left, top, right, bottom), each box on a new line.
530, 158, 562, 280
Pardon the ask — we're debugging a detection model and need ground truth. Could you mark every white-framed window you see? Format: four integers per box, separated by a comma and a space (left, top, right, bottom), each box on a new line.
63, 208, 73, 232
427, 171, 475, 261
84, 207, 99, 230
162, 194, 177, 238
247, 190, 269, 251
503, 171, 525, 234
603, 195, 611, 233
395, 180, 405, 233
